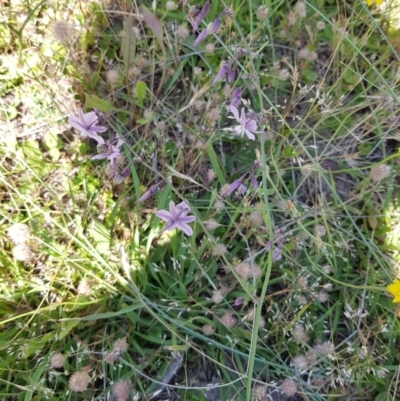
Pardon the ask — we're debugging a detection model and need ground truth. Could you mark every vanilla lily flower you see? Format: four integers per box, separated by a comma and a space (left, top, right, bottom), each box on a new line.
68, 109, 107, 144
156, 201, 196, 236
229, 106, 261, 140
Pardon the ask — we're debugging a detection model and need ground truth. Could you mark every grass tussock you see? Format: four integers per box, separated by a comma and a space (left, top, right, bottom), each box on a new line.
1, 0, 400, 400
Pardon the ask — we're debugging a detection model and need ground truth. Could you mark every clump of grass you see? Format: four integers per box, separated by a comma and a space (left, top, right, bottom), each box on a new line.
2, 0, 400, 400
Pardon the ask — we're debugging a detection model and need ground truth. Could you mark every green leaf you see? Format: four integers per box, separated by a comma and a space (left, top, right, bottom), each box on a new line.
21, 139, 42, 159
135, 81, 147, 103
89, 220, 111, 254
122, 16, 136, 70
42, 131, 63, 150
85, 93, 117, 112
139, 5, 165, 53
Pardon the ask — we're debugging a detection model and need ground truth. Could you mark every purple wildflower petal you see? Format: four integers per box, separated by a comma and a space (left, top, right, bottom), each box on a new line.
178, 223, 193, 236
272, 246, 282, 262
245, 120, 258, 131
178, 215, 196, 223
194, 29, 208, 46
265, 241, 272, 251
229, 106, 240, 121
156, 210, 173, 222
227, 67, 236, 83
213, 61, 229, 84
207, 17, 221, 35
237, 183, 247, 194
136, 183, 160, 203
244, 131, 255, 140
223, 179, 242, 196
193, 0, 210, 30
91, 153, 110, 160
250, 174, 258, 189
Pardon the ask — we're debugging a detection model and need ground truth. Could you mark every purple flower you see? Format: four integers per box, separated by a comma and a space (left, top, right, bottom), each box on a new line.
222, 179, 242, 196
91, 135, 123, 162
156, 200, 196, 236
91, 135, 123, 176
227, 67, 236, 83
68, 109, 107, 144
213, 61, 229, 84
229, 106, 261, 141
187, 0, 210, 31
226, 87, 242, 114
265, 242, 283, 262
193, 28, 208, 46
136, 183, 160, 203
206, 17, 221, 35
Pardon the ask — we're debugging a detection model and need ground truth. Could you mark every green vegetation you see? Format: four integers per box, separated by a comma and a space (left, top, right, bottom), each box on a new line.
1, 0, 400, 400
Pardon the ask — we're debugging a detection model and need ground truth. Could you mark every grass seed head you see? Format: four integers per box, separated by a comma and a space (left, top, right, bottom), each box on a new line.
221, 312, 236, 328
212, 290, 223, 304
294, 1, 306, 18
256, 6, 269, 21
50, 352, 65, 369
8, 223, 31, 244
202, 324, 214, 335
112, 379, 131, 401
51, 21, 73, 43
314, 341, 335, 356
293, 355, 308, 371
369, 164, 390, 182
12, 244, 34, 262
113, 338, 128, 354
176, 25, 189, 40
281, 379, 298, 396
69, 371, 89, 392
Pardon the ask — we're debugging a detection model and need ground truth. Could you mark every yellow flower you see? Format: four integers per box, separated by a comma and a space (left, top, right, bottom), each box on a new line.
366, 0, 382, 5
387, 279, 400, 303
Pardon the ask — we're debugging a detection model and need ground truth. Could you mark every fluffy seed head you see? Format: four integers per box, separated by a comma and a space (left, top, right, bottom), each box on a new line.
294, 1, 306, 18
221, 312, 236, 328
315, 291, 329, 303
206, 169, 217, 183
202, 324, 214, 335
50, 352, 65, 368
51, 21, 73, 43
292, 324, 309, 342
212, 290, 223, 304
277, 69, 290, 81
104, 350, 118, 364
129, 66, 141, 76
69, 371, 89, 392
204, 219, 220, 230
77, 279, 91, 296
234, 262, 251, 281
176, 25, 189, 40
113, 338, 128, 354
252, 385, 266, 399
314, 341, 335, 356
166, 0, 178, 11
296, 276, 308, 289
256, 5, 269, 21
137, 56, 149, 69
314, 224, 326, 238
306, 350, 317, 365
212, 243, 227, 257
205, 43, 215, 54
206, 107, 221, 124
281, 379, 297, 396
293, 355, 308, 371
316, 21, 325, 30
106, 69, 119, 84
287, 11, 297, 26
249, 211, 263, 226
369, 164, 390, 182
112, 379, 131, 401
12, 244, 33, 262
8, 223, 31, 244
